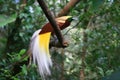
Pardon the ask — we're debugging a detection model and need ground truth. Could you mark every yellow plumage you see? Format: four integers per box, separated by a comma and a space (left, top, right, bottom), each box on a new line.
39, 32, 51, 56
56, 16, 72, 23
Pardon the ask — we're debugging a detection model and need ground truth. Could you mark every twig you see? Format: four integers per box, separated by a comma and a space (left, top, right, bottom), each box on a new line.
64, 21, 80, 35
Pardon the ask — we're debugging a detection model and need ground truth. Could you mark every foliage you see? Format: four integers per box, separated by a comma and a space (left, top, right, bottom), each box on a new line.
0, 0, 120, 80
0, 14, 17, 27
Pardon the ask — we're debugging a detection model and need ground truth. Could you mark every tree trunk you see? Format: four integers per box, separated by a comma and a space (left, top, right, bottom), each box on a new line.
80, 0, 88, 79
5, 17, 21, 53
80, 30, 87, 80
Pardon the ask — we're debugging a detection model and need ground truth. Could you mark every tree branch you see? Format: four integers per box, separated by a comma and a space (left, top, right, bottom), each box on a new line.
37, 0, 67, 47
57, 0, 81, 17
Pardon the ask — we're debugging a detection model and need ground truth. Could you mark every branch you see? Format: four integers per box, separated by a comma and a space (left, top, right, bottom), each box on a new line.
57, 0, 81, 17
37, 0, 67, 47
50, 0, 81, 47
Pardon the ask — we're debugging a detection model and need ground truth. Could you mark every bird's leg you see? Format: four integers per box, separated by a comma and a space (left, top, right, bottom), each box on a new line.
52, 34, 58, 44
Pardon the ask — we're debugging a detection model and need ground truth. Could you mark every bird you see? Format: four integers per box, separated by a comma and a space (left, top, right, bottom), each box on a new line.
29, 16, 73, 79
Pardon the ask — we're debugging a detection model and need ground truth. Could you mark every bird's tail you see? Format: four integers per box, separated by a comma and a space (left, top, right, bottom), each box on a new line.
30, 29, 52, 79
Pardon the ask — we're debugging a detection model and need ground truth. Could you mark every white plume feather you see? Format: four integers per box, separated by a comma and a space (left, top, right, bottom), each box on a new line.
30, 29, 52, 79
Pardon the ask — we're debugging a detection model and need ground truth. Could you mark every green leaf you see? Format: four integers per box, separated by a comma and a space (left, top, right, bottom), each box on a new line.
0, 13, 17, 27
11, 77, 20, 80
96, 66, 104, 77
19, 49, 26, 55
21, 65, 28, 75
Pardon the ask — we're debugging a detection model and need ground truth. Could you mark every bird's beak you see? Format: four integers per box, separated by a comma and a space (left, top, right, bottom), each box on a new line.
72, 17, 78, 21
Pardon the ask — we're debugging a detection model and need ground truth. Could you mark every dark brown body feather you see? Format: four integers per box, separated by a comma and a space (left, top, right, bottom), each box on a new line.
39, 21, 70, 34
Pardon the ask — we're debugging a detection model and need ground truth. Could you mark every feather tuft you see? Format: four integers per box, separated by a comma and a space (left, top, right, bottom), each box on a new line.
30, 29, 52, 79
